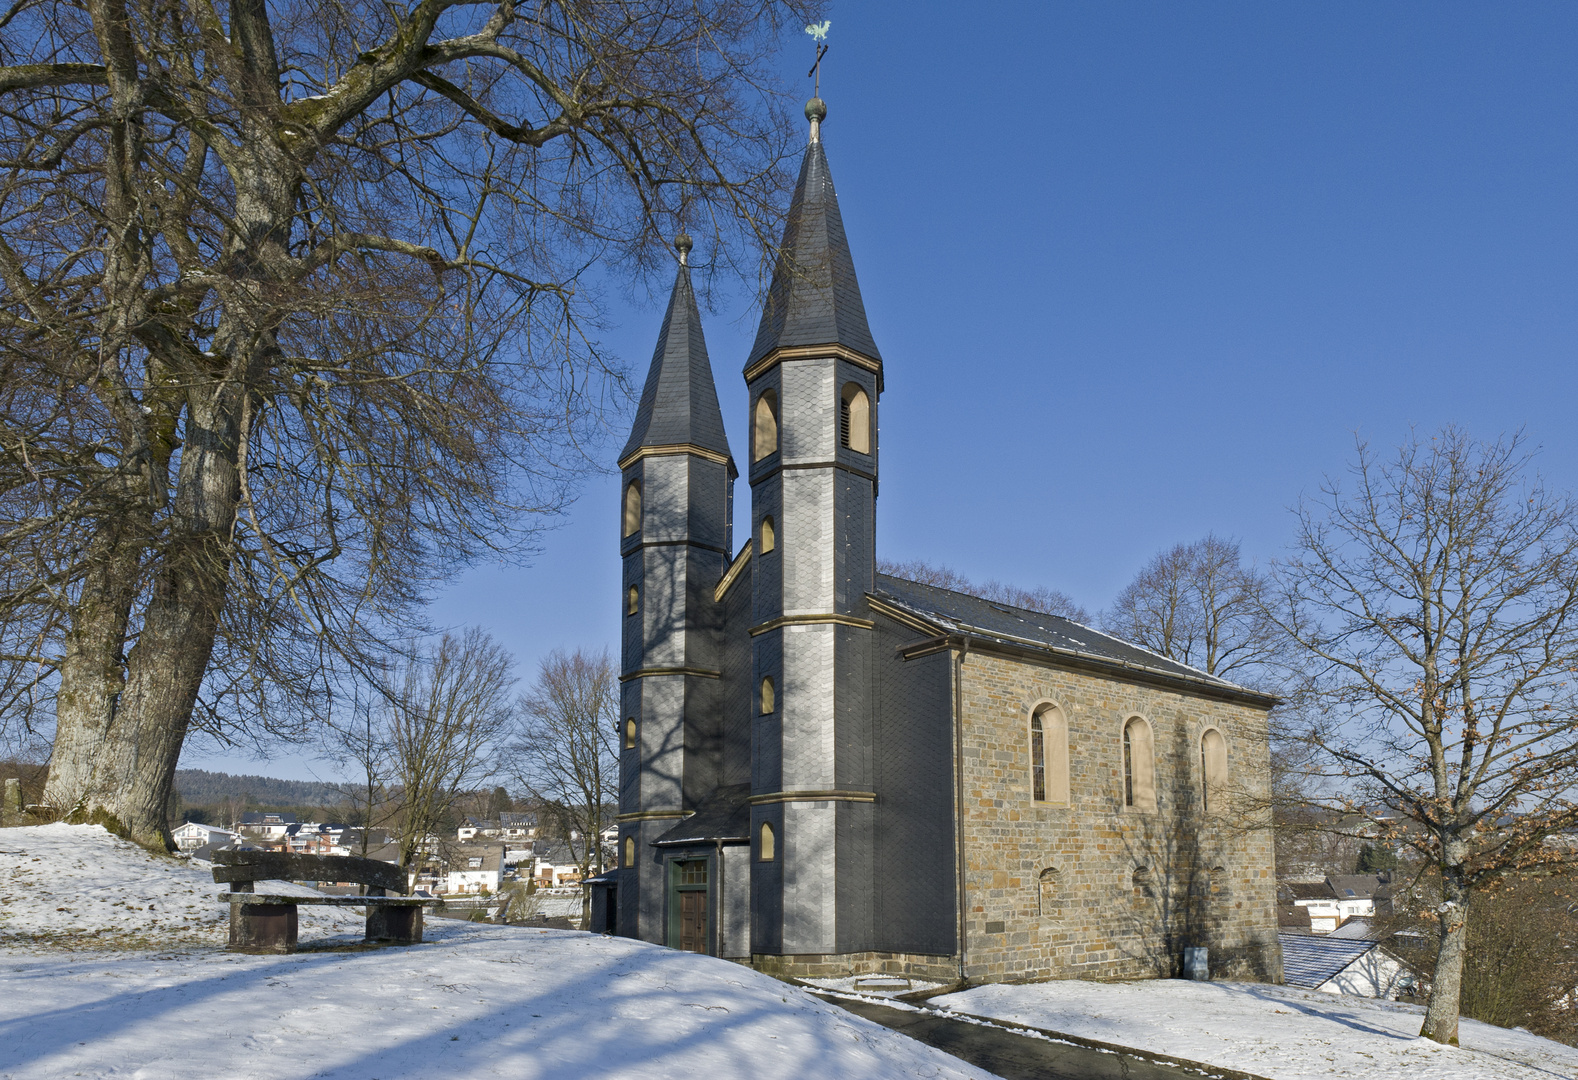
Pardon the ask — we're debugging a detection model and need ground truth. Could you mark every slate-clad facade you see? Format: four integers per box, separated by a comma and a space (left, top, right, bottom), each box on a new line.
598, 101, 1282, 986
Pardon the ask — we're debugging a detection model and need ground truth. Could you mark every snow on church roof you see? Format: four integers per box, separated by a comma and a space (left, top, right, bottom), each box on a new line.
869, 573, 1278, 707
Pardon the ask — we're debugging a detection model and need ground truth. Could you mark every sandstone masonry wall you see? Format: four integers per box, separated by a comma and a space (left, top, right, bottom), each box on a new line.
958, 651, 1282, 984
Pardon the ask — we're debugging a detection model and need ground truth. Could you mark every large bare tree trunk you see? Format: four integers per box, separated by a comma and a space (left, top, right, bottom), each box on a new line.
1421, 861, 1469, 1044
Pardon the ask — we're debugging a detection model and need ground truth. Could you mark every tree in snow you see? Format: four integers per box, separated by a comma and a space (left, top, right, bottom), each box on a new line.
0, 0, 810, 848
1273, 427, 1578, 1045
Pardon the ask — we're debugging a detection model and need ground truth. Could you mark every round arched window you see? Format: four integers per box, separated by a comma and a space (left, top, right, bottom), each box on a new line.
623, 479, 642, 536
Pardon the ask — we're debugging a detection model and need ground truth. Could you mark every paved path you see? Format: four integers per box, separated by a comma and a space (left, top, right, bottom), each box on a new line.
822, 995, 1256, 1080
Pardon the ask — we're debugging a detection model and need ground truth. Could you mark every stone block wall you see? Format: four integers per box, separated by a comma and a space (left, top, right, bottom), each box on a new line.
957, 651, 1281, 984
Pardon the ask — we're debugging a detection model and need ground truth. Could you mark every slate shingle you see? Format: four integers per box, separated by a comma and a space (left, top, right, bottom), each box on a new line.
745, 135, 881, 370
620, 261, 733, 466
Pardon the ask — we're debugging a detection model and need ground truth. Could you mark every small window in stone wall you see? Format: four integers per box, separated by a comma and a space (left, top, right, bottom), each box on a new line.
1122, 716, 1156, 809
627, 584, 639, 616
753, 390, 779, 460
624, 716, 637, 750
1038, 867, 1061, 920
623, 480, 642, 537
759, 675, 775, 714
760, 515, 776, 554
1201, 728, 1228, 811
840, 382, 870, 454
759, 822, 775, 862
1031, 704, 1070, 804
624, 836, 635, 867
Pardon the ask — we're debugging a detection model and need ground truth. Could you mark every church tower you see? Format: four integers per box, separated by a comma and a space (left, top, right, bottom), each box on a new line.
617, 235, 736, 942
745, 98, 884, 957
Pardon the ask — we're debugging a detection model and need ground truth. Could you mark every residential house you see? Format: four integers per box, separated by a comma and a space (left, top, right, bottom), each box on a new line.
236, 812, 298, 841
1279, 932, 1414, 999
172, 822, 236, 852
444, 846, 504, 895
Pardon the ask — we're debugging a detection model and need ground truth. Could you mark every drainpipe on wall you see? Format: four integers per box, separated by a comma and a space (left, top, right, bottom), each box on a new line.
954, 634, 971, 985
714, 838, 726, 959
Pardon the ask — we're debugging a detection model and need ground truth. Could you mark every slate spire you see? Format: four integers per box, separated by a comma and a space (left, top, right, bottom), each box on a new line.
620, 235, 734, 468
744, 99, 882, 372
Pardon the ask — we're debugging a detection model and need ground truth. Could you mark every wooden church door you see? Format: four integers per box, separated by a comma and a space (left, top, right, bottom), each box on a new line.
672, 859, 709, 953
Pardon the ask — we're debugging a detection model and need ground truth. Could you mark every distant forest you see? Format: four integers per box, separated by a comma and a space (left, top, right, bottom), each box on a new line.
173, 769, 345, 809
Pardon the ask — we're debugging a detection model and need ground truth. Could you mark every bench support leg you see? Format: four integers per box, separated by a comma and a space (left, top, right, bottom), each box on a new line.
230, 903, 298, 953
366, 905, 423, 945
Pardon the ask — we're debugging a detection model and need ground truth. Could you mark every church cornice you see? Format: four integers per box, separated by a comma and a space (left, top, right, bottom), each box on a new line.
743, 342, 883, 392
618, 666, 722, 683
749, 612, 875, 636
615, 809, 691, 822
618, 442, 736, 474
748, 789, 876, 805
714, 541, 753, 602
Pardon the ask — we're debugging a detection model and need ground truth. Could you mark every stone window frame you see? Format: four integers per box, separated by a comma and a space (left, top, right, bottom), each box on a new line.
1200, 725, 1229, 813
1037, 866, 1061, 921
624, 716, 637, 751
753, 389, 779, 461
1026, 698, 1071, 805
1119, 713, 1157, 812
623, 479, 642, 537
626, 584, 640, 617
623, 835, 635, 867
839, 381, 871, 454
759, 675, 775, 715
758, 821, 776, 862
760, 514, 776, 554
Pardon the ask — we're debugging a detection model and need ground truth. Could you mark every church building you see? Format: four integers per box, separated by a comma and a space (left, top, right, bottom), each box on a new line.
591, 97, 1282, 985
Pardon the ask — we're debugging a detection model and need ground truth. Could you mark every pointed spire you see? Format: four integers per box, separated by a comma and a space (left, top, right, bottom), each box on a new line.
744, 99, 882, 373
619, 236, 734, 469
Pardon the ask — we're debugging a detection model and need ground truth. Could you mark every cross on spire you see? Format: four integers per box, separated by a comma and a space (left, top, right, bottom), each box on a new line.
805, 20, 830, 98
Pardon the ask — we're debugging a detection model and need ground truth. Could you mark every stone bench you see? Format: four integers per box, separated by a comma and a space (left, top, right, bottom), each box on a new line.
211, 850, 435, 952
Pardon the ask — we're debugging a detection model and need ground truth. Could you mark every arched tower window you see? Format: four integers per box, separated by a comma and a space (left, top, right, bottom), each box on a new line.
760, 515, 776, 554
1201, 728, 1228, 812
623, 836, 635, 867
626, 584, 639, 616
624, 716, 637, 750
753, 390, 779, 460
623, 479, 642, 536
759, 822, 775, 862
759, 675, 775, 715
1122, 716, 1156, 810
1031, 704, 1070, 804
1038, 867, 1060, 919
840, 383, 870, 454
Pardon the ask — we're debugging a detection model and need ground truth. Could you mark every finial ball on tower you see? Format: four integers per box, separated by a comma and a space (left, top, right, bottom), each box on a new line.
805, 98, 827, 123
674, 232, 693, 256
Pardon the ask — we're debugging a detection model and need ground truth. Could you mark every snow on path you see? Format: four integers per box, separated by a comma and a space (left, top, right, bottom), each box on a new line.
0, 826, 994, 1080
939, 979, 1578, 1080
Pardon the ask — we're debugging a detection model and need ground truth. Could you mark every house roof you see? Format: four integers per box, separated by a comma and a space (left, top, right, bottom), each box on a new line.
240, 812, 298, 825
1279, 932, 1381, 989
653, 784, 752, 847
620, 253, 733, 470
744, 117, 881, 372
869, 574, 1277, 705
1286, 882, 1338, 901
1327, 874, 1392, 900
1328, 918, 1379, 940
1278, 904, 1314, 931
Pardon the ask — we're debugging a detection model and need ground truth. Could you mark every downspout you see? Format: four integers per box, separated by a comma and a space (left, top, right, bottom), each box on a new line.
714, 838, 725, 959
954, 634, 971, 985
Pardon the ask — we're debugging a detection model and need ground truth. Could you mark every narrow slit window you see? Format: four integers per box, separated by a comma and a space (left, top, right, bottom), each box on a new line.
753, 390, 779, 461
624, 717, 637, 750
1123, 717, 1156, 809
759, 822, 775, 862
759, 675, 775, 715
626, 584, 639, 616
1038, 867, 1059, 919
623, 836, 635, 867
840, 383, 870, 454
760, 515, 776, 553
623, 480, 642, 537
1201, 728, 1228, 811
1030, 713, 1046, 802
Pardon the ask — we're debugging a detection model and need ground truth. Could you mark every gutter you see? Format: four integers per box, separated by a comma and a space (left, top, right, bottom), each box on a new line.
954, 634, 970, 985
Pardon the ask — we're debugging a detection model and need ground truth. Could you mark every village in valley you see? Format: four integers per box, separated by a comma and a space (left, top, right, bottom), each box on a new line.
3, 5, 1578, 1080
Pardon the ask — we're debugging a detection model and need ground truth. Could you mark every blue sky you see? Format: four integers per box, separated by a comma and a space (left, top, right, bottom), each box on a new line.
188, 3, 1578, 779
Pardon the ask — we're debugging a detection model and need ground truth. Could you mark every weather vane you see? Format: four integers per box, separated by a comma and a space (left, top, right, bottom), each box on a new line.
806, 21, 830, 97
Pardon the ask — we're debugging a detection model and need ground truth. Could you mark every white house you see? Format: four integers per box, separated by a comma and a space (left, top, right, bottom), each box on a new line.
172, 822, 236, 852
1279, 932, 1415, 999
444, 846, 503, 895
236, 812, 297, 840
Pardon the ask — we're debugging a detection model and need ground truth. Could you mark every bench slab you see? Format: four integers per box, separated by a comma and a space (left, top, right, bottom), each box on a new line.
219, 894, 434, 907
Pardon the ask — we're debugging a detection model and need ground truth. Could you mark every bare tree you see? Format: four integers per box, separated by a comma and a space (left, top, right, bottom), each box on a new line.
322, 694, 392, 860
1273, 427, 1578, 1045
387, 629, 516, 870
0, 0, 809, 847
878, 558, 1090, 622
1101, 535, 1282, 686
510, 648, 618, 884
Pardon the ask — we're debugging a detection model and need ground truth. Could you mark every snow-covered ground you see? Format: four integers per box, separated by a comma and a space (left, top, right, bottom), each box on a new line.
0, 825, 992, 1080
938, 979, 1578, 1080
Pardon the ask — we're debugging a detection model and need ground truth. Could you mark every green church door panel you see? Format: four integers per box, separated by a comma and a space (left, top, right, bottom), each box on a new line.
679, 889, 708, 952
